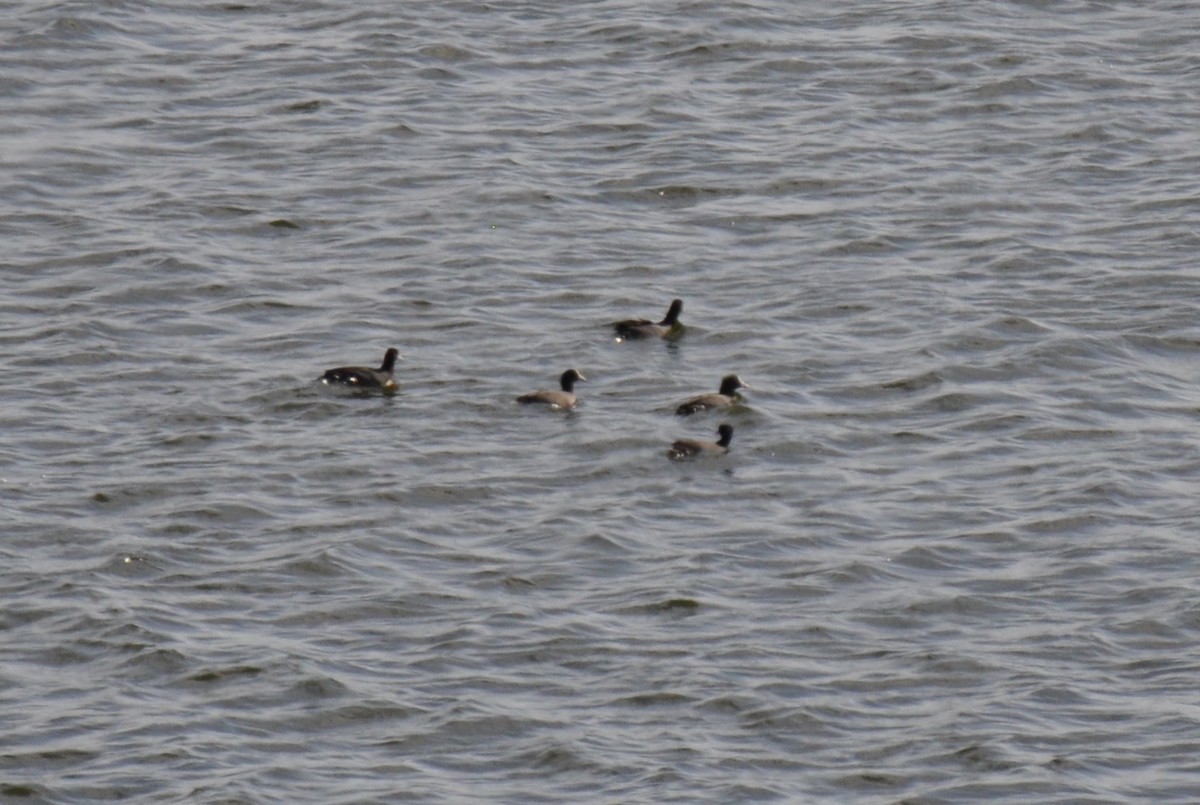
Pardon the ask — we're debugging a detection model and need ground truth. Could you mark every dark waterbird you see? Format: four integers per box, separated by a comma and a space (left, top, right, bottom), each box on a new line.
676, 374, 750, 416
667, 423, 734, 460
516, 368, 586, 409
613, 298, 684, 341
320, 348, 400, 392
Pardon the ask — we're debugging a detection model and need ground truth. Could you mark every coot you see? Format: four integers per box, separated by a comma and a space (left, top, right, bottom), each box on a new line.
668, 423, 733, 460
320, 348, 400, 391
676, 374, 750, 416
516, 368, 587, 409
613, 299, 683, 341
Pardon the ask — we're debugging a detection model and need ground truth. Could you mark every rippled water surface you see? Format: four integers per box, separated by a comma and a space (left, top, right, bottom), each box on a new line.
4, 1, 1200, 802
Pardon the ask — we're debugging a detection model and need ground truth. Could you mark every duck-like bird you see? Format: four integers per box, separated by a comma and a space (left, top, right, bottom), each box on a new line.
667, 423, 733, 460
676, 374, 750, 416
320, 348, 400, 392
613, 299, 683, 341
516, 368, 587, 409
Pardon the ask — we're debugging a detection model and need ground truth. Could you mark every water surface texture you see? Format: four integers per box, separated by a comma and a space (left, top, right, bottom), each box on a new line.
4, 1, 1200, 802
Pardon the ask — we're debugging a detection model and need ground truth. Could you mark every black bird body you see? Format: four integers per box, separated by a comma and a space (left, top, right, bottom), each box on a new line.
321, 348, 400, 392
668, 423, 734, 460
517, 369, 587, 409
676, 374, 749, 416
613, 299, 684, 341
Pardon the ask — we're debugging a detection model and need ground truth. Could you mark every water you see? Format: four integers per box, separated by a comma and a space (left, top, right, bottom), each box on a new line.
3, 1, 1200, 802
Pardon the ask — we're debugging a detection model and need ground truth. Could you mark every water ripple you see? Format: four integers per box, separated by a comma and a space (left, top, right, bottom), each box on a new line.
3, 0, 1200, 802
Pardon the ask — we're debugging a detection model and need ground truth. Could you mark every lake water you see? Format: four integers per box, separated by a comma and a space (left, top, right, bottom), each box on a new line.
4, 1, 1200, 802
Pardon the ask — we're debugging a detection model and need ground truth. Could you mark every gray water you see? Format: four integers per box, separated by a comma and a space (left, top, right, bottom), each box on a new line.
4, 1, 1200, 802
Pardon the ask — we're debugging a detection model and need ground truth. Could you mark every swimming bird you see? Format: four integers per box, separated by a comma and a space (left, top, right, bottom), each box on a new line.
667, 423, 734, 460
320, 347, 400, 392
676, 374, 750, 416
516, 368, 586, 409
613, 298, 683, 341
